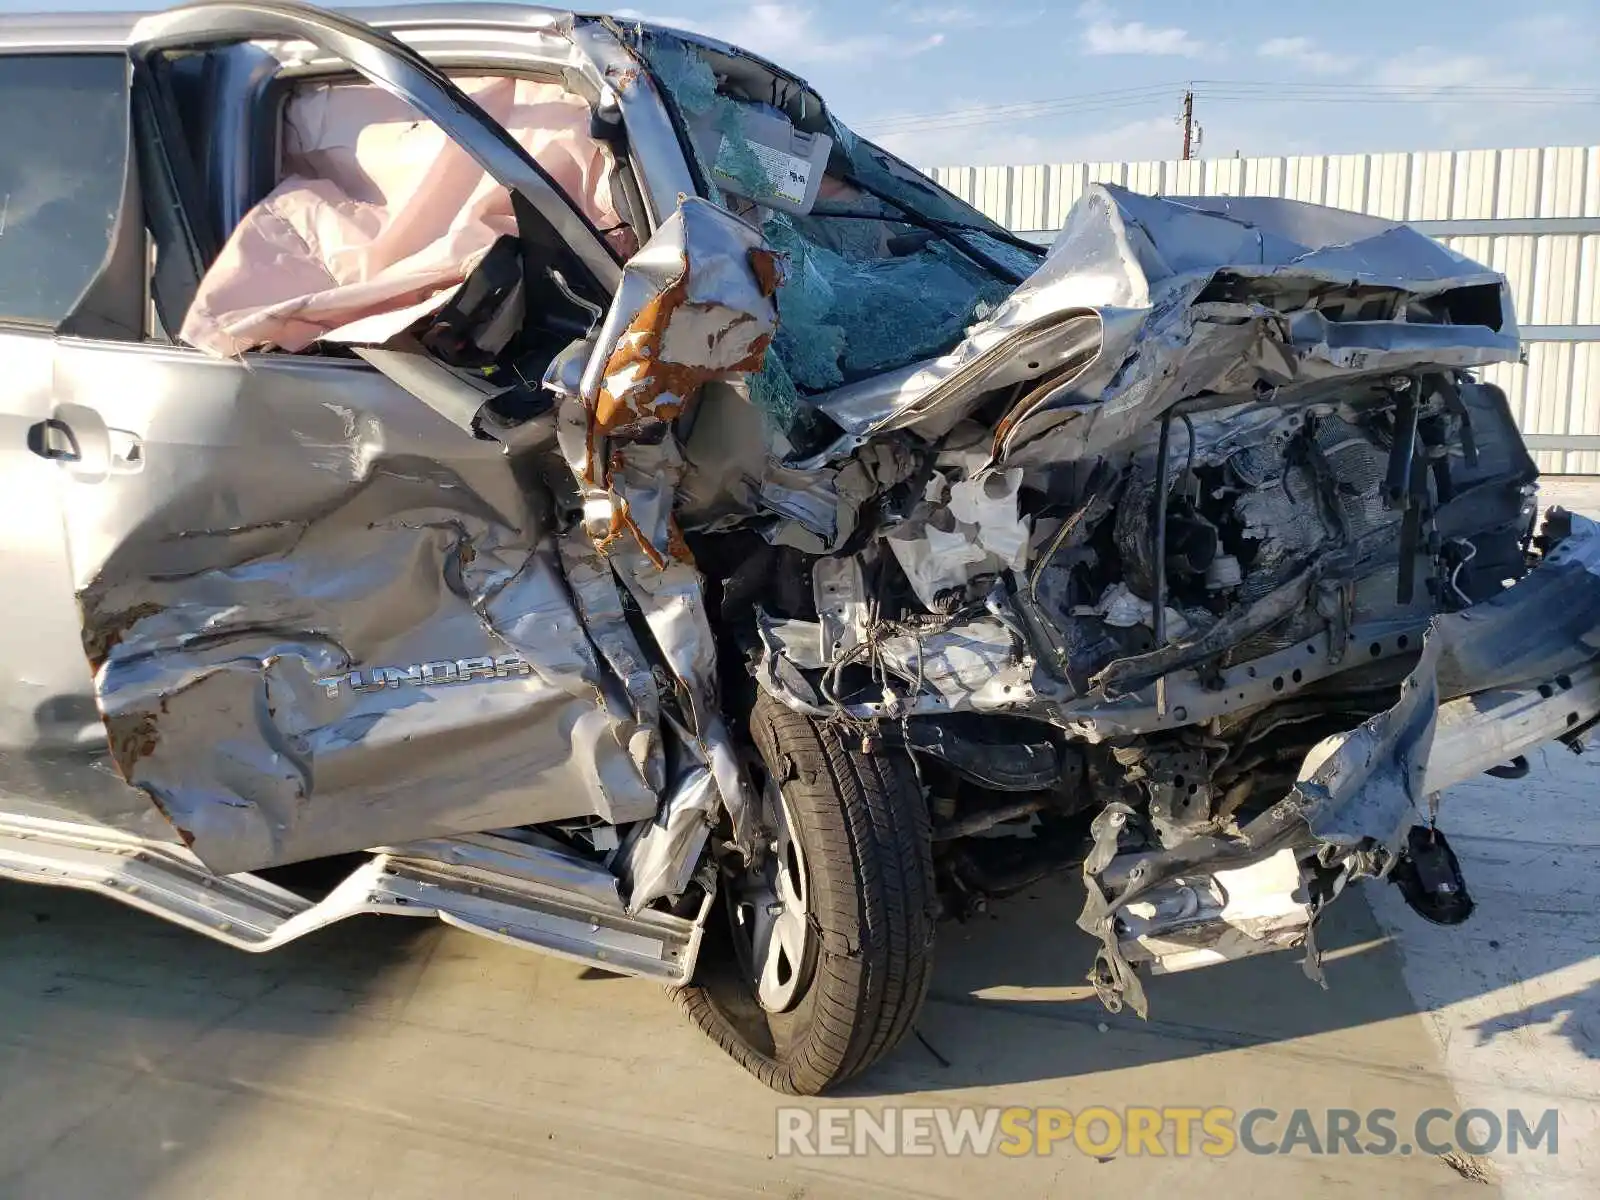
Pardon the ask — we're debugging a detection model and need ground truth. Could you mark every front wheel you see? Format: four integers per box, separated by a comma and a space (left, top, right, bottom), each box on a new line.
675, 695, 937, 1094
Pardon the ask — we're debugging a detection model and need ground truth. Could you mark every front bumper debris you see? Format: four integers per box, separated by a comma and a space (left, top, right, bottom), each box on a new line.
1081, 511, 1600, 1013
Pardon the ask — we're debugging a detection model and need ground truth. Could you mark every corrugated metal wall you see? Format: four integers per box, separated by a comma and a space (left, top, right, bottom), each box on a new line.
927, 146, 1600, 474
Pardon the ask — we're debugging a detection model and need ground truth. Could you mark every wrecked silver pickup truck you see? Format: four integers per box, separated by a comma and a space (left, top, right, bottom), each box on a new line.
2, 2, 1597, 1094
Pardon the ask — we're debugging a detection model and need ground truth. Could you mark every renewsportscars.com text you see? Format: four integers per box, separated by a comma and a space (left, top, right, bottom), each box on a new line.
775, 1105, 1560, 1158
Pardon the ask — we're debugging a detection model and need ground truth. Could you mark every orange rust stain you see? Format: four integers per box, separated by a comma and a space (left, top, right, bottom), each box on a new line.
145, 792, 197, 848
748, 247, 784, 298
82, 601, 165, 671
595, 497, 669, 570
105, 710, 160, 768
592, 270, 692, 436
629, 524, 669, 570
606, 63, 642, 90
594, 500, 633, 556
665, 518, 695, 564
592, 278, 775, 438
585, 244, 777, 570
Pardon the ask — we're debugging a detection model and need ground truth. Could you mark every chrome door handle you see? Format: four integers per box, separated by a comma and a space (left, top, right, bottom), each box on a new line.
26, 418, 81, 462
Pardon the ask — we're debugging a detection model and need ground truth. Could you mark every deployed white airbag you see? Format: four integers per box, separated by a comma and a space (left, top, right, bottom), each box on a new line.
181, 76, 633, 357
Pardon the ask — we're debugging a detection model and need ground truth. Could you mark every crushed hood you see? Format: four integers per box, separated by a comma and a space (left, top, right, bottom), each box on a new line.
802, 183, 1520, 468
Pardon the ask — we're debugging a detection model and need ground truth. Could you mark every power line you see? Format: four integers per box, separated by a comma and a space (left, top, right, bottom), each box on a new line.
861, 84, 1182, 134
1190, 77, 1600, 98
855, 79, 1600, 138
866, 94, 1188, 136
865, 81, 1183, 126
1206, 94, 1599, 107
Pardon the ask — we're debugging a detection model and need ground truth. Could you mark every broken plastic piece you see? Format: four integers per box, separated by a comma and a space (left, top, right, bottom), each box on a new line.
948, 469, 1031, 571
1093, 582, 1193, 640
888, 511, 988, 608
1390, 825, 1475, 925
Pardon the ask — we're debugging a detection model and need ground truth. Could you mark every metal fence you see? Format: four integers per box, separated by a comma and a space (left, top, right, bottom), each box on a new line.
926, 147, 1600, 474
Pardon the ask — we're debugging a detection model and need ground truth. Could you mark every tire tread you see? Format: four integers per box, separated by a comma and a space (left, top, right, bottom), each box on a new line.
675, 697, 936, 1094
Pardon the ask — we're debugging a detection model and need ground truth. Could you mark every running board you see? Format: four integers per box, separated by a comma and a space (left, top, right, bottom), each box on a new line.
0, 815, 705, 983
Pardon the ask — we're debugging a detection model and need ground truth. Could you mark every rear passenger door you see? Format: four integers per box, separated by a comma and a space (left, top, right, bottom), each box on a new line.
0, 51, 176, 839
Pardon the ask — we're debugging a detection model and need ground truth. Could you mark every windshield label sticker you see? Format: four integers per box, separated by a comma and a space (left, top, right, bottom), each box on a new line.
715, 136, 813, 206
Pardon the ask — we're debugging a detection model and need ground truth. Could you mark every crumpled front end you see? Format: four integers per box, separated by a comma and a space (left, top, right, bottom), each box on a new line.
550, 196, 783, 906
1080, 510, 1600, 1013
719, 181, 1600, 1010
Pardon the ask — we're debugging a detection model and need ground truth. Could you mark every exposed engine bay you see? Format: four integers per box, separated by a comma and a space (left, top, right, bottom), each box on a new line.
710, 359, 1541, 1007
601, 40, 1566, 1010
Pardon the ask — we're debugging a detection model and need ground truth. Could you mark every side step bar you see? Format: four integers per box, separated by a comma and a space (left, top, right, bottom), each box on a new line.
0, 817, 705, 983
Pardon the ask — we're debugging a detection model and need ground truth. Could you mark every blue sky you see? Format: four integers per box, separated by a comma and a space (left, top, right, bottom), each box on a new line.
19, 0, 1600, 166
610, 0, 1600, 166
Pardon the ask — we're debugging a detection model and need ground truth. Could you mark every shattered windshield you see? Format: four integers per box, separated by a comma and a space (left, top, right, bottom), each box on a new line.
637, 32, 1043, 430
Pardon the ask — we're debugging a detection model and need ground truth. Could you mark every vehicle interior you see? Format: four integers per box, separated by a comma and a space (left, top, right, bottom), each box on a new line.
139, 42, 642, 429
116, 31, 1048, 456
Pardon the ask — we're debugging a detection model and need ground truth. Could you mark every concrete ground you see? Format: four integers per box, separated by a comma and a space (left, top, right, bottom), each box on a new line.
2, 481, 1597, 1200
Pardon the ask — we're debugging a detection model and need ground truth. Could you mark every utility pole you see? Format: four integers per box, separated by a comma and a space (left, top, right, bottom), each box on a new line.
1180, 89, 1195, 160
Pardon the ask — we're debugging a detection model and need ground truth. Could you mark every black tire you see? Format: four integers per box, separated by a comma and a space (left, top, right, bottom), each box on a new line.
674, 695, 938, 1094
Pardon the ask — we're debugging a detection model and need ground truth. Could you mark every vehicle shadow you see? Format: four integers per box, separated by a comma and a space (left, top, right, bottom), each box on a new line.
842, 871, 1430, 1096
0, 884, 439, 1197
849, 746, 1600, 1097
0, 863, 1571, 1113
1469, 979, 1600, 1062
